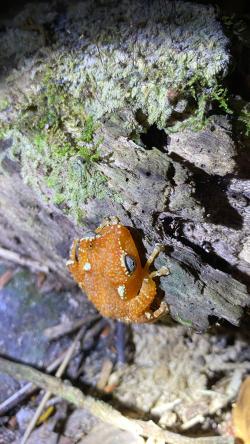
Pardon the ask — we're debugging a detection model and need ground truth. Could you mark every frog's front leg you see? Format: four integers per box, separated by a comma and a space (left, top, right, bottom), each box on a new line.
144, 244, 164, 269
144, 244, 170, 277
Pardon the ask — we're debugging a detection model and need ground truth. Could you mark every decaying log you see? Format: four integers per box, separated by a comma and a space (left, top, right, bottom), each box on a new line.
0, 118, 249, 331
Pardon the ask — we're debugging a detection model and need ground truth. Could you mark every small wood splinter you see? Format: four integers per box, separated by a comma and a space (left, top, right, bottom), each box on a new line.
67, 218, 170, 323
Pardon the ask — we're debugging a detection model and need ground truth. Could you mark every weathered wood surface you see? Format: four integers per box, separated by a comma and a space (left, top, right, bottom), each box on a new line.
0, 118, 249, 331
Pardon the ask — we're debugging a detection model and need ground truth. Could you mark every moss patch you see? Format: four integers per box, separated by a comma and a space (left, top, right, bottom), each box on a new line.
49, 0, 230, 134
239, 104, 250, 137
1, 70, 109, 222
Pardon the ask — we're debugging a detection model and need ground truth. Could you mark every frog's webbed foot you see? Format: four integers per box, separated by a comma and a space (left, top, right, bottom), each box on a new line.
149, 266, 170, 279
144, 301, 169, 322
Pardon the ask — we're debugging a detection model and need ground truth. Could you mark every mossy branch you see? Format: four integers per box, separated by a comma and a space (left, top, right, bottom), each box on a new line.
0, 357, 234, 444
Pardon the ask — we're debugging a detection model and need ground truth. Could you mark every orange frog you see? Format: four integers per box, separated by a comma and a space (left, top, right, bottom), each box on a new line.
67, 217, 169, 323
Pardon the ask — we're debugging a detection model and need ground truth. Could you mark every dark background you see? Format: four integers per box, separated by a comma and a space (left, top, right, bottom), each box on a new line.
0, 0, 249, 18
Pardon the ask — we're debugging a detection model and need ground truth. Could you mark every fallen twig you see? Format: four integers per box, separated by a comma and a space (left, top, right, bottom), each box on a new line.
0, 247, 48, 273
0, 357, 234, 444
21, 323, 89, 444
208, 362, 250, 371
0, 338, 81, 415
96, 359, 114, 391
44, 314, 100, 340
0, 382, 33, 416
181, 370, 244, 431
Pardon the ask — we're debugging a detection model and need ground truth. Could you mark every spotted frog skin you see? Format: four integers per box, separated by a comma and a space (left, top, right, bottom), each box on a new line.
67, 217, 169, 323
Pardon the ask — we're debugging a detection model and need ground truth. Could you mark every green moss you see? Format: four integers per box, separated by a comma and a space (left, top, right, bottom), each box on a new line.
53, 48, 229, 135
210, 85, 232, 114
166, 73, 232, 133
2, 69, 109, 222
239, 105, 250, 137
222, 14, 247, 38
175, 314, 193, 327
0, 98, 10, 112
46, 1, 230, 135
0, 129, 6, 140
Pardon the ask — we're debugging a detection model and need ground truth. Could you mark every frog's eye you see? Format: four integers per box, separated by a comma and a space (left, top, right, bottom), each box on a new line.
74, 241, 80, 262
122, 254, 136, 274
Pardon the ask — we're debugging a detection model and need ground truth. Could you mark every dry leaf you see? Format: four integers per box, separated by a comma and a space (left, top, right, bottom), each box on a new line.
233, 376, 250, 444
0, 269, 14, 289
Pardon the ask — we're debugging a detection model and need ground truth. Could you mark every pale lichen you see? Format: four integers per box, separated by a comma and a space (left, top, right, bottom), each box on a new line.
47, 0, 230, 133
